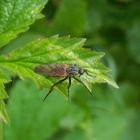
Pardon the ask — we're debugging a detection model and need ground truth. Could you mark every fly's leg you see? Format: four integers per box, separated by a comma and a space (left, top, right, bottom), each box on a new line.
67, 77, 71, 100
43, 77, 68, 101
73, 76, 93, 96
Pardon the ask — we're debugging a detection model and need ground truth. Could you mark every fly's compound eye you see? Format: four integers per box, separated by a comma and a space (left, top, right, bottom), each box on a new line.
70, 64, 77, 67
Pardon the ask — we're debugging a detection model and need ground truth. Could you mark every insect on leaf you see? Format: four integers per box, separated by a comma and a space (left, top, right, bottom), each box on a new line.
0, 36, 118, 99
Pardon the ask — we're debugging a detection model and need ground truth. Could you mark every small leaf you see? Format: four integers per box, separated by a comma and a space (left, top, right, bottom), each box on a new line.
0, 0, 48, 48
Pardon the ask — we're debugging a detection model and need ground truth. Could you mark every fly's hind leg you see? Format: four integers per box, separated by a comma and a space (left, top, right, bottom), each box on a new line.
43, 77, 68, 101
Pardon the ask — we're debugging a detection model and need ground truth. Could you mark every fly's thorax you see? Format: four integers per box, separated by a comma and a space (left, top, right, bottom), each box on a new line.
66, 64, 79, 76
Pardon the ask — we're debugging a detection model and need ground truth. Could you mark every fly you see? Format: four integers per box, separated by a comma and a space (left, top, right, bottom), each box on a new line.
34, 64, 93, 101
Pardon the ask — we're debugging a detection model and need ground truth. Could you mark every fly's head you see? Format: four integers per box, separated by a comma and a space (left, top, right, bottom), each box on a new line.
78, 68, 87, 77
66, 64, 86, 77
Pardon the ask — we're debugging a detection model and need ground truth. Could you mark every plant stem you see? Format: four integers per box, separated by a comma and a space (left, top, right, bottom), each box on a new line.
0, 120, 3, 140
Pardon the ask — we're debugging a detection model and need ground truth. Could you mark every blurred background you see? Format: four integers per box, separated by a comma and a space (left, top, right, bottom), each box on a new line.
3, 0, 140, 140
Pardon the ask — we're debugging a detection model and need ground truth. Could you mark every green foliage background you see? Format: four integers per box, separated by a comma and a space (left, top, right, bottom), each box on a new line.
0, 0, 140, 140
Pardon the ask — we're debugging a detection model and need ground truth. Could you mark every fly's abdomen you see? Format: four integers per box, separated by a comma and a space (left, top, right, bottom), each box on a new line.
34, 64, 70, 77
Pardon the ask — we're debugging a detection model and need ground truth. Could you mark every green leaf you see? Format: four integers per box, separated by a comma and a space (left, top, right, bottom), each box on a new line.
0, 80, 10, 124
0, 36, 118, 99
0, 0, 48, 48
0, 81, 8, 100
0, 67, 12, 100
0, 100, 9, 124
0, 32, 44, 55
0, 68, 11, 124
0, 83, 8, 124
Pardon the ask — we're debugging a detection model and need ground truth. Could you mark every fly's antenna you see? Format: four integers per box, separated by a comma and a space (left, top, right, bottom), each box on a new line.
85, 70, 93, 77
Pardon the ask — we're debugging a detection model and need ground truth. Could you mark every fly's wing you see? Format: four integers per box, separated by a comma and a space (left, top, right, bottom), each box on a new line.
34, 64, 69, 77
